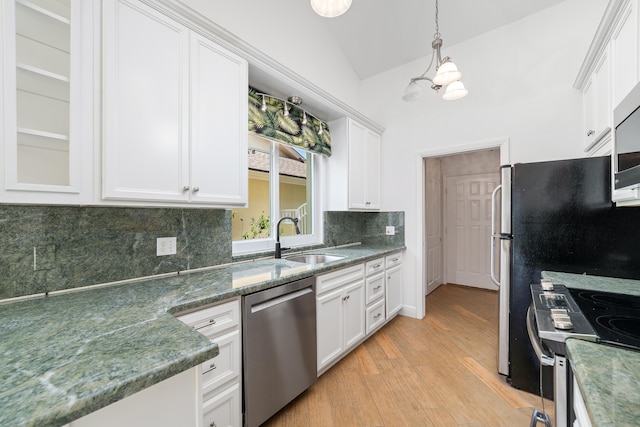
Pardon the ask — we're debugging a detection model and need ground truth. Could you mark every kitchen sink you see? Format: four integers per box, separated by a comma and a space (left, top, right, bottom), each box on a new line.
286, 254, 344, 265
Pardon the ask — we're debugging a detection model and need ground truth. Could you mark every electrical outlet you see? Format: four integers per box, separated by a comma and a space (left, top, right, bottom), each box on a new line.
386, 226, 395, 236
157, 237, 177, 256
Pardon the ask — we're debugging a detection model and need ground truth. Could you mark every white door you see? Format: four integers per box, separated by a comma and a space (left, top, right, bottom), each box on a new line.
386, 267, 403, 317
347, 120, 367, 209
103, 0, 190, 202
445, 173, 500, 289
189, 32, 247, 205
425, 158, 443, 295
316, 288, 344, 371
343, 280, 365, 349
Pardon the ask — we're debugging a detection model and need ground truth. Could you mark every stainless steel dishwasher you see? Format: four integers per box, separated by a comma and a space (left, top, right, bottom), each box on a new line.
242, 276, 317, 427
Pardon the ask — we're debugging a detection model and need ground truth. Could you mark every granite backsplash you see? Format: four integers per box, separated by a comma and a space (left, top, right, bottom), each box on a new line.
0, 206, 404, 299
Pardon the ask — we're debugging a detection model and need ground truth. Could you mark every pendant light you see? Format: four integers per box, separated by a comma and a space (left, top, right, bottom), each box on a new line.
402, 0, 468, 101
310, 0, 352, 18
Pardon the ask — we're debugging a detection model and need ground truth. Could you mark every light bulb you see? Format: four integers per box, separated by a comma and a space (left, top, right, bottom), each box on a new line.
402, 81, 424, 102
310, 0, 352, 17
442, 80, 468, 100
433, 60, 462, 86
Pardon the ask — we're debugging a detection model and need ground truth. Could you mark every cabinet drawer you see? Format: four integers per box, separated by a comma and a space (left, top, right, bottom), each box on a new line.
365, 257, 385, 276
178, 299, 240, 336
202, 382, 241, 427
385, 252, 402, 269
366, 299, 385, 334
202, 329, 240, 396
365, 273, 385, 305
316, 264, 364, 294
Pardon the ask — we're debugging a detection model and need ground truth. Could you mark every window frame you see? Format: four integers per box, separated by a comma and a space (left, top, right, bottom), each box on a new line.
232, 140, 323, 256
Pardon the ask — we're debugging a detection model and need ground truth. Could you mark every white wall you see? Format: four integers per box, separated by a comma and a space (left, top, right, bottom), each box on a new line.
177, 0, 361, 108
358, 0, 606, 317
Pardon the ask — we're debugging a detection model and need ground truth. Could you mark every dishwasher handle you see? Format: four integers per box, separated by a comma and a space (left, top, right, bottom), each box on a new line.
250, 286, 313, 314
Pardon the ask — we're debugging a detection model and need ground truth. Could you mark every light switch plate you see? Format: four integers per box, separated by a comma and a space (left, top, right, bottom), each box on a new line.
386, 226, 395, 236
157, 237, 176, 256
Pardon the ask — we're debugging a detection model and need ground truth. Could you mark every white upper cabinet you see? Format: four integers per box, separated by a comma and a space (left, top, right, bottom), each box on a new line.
326, 117, 381, 211
611, 0, 639, 107
0, 0, 93, 204
582, 48, 611, 151
102, 0, 247, 206
576, 0, 639, 156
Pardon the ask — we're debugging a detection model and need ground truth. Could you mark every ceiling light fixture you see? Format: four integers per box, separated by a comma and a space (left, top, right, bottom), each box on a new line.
310, 0, 352, 18
402, 0, 468, 101
256, 92, 326, 132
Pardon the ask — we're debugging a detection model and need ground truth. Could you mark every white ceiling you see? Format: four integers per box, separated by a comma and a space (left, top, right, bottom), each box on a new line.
321, 0, 566, 79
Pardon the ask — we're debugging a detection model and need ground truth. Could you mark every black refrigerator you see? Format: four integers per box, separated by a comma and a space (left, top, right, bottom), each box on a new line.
502, 155, 640, 398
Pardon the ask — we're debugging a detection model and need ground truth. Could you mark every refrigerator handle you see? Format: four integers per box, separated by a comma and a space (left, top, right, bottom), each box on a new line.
490, 184, 502, 286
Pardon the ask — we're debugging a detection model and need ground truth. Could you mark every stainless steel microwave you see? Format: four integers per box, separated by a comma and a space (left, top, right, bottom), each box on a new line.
614, 82, 640, 191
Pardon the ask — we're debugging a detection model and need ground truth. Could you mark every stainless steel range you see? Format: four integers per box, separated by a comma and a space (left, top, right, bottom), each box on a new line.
528, 279, 640, 427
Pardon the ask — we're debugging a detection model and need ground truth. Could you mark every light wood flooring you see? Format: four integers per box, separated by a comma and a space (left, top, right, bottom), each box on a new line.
262, 284, 553, 426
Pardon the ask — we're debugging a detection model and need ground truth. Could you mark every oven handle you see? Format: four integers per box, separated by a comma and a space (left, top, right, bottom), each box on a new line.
526, 305, 555, 367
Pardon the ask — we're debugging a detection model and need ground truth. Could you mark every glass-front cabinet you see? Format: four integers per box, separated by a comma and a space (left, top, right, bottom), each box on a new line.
1, 0, 93, 204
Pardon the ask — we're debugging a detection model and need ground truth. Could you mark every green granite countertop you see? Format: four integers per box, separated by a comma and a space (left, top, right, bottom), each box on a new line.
541, 271, 640, 297
542, 271, 640, 426
0, 243, 404, 427
567, 339, 640, 427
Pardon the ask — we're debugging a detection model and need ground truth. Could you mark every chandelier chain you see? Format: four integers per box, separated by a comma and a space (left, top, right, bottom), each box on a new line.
434, 0, 440, 39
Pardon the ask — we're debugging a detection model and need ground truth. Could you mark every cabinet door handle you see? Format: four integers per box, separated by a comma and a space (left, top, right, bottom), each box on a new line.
182, 186, 190, 192
587, 130, 595, 136
192, 186, 200, 193
343, 295, 350, 301
210, 422, 217, 427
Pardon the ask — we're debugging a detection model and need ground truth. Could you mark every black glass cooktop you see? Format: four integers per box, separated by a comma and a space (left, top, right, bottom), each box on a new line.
569, 288, 640, 351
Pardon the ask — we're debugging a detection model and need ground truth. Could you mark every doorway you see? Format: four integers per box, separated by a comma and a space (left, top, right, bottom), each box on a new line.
424, 149, 501, 296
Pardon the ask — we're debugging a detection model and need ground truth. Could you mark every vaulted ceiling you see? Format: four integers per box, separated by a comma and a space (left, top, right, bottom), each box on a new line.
319, 0, 566, 79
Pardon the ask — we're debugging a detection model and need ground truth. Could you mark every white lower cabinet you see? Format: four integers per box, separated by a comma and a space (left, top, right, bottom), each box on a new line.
178, 299, 242, 427
364, 257, 386, 334
202, 382, 241, 427
572, 377, 593, 427
385, 253, 403, 318
316, 264, 365, 374
66, 368, 199, 427
365, 298, 385, 333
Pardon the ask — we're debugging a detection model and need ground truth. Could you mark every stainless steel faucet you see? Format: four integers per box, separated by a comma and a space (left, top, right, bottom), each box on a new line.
275, 216, 300, 258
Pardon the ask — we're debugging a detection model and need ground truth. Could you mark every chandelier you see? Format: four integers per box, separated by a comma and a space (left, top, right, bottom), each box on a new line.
402, 0, 468, 101
310, 0, 352, 18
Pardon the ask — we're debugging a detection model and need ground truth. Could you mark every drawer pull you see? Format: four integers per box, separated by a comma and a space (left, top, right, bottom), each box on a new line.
372, 264, 382, 268
391, 258, 399, 262
210, 422, 217, 427
209, 319, 216, 324
374, 313, 382, 319
374, 286, 382, 290
209, 363, 217, 370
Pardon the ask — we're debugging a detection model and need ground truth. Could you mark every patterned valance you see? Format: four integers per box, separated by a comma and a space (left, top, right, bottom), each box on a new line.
248, 86, 332, 157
